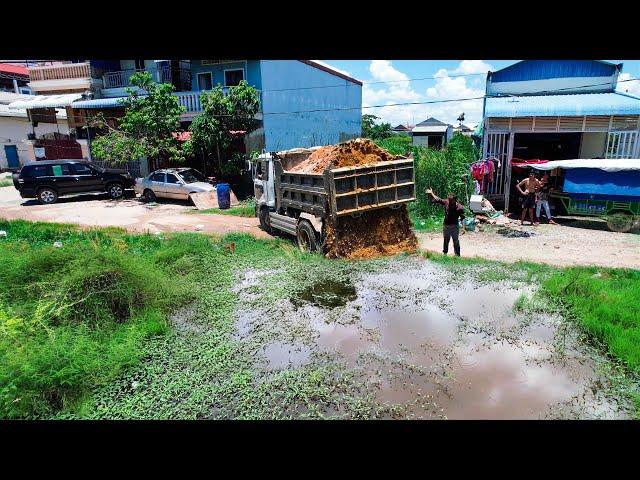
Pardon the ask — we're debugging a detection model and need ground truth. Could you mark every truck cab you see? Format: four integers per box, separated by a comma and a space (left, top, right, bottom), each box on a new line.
252, 153, 277, 231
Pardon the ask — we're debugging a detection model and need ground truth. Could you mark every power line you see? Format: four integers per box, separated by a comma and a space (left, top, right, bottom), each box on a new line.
14, 77, 640, 121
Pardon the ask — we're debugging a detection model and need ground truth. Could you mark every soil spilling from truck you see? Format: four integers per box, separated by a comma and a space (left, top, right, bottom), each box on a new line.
290, 138, 397, 174
288, 139, 418, 259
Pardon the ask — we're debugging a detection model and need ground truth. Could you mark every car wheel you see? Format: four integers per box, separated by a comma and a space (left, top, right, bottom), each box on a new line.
296, 220, 319, 253
107, 182, 124, 200
143, 189, 156, 202
37, 187, 58, 205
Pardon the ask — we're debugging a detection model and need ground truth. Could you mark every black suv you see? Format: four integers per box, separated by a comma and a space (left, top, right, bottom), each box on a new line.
12, 160, 135, 204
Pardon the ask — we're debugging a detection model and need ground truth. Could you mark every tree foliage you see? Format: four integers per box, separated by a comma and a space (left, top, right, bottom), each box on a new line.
90, 72, 186, 165
185, 80, 261, 177
361, 114, 392, 139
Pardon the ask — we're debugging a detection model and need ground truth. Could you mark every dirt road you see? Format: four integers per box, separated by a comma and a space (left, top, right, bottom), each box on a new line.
418, 219, 640, 269
0, 186, 269, 238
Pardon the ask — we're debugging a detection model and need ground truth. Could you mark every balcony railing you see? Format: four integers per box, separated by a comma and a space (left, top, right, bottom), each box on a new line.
174, 88, 262, 113
103, 67, 191, 90
28, 63, 91, 81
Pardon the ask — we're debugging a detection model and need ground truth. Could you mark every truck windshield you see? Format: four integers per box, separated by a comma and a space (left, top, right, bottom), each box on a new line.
178, 169, 206, 184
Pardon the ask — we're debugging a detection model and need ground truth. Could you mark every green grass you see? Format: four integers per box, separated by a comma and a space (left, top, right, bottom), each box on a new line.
0, 219, 210, 418
543, 267, 640, 374
196, 198, 256, 217
0, 179, 14, 188
2, 218, 638, 418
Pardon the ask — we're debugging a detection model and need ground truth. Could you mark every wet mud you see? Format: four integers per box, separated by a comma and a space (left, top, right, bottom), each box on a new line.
233, 258, 633, 419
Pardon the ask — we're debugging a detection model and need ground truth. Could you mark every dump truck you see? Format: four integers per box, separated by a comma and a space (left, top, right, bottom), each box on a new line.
251, 144, 416, 253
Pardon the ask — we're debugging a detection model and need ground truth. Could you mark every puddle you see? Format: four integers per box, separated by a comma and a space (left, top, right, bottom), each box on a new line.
261, 341, 312, 370
291, 279, 357, 309
235, 258, 631, 419
315, 322, 371, 356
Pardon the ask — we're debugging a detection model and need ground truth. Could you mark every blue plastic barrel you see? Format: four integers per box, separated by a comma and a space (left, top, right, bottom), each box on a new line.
216, 183, 231, 210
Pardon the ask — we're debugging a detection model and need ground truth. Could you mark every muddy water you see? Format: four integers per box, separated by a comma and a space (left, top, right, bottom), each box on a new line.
234, 258, 631, 419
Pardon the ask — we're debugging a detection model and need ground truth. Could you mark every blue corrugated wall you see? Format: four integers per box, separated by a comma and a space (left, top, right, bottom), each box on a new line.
259, 60, 362, 151
491, 60, 619, 83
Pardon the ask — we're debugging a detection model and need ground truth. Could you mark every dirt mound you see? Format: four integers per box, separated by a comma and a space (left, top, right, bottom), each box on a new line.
289, 138, 398, 174
324, 205, 418, 260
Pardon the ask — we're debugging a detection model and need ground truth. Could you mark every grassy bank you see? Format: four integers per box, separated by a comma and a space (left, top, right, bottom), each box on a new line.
197, 198, 256, 217
0, 180, 14, 188
0, 219, 210, 418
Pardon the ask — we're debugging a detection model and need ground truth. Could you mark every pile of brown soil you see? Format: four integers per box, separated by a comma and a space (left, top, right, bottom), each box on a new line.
324, 205, 418, 260
289, 138, 398, 174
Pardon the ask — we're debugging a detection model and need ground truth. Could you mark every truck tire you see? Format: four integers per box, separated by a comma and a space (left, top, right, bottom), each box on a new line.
259, 207, 272, 234
297, 220, 319, 253
606, 211, 634, 233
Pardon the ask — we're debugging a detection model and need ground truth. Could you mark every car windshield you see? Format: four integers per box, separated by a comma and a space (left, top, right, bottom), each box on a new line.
177, 169, 206, 184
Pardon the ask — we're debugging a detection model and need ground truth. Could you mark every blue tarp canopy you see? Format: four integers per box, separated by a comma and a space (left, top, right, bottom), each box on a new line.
563, 169, 640, 200
485, 92, 640, 117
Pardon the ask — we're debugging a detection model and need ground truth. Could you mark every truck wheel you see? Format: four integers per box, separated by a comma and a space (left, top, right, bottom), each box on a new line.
37, 187, 58, 205
259, 207, 272, 233
297, 220, 319, 253
606, 211, 634, 233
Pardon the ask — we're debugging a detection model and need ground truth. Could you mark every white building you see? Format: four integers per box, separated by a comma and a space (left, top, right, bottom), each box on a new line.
0, 95, 69, 170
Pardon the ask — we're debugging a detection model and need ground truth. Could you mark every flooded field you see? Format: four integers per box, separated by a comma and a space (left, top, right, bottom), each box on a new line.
233, 258, 632, 419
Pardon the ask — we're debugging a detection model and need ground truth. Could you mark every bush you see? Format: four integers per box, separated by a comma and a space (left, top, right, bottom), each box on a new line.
375, 133, 478, 219
375, 135, 413, 155
0, 221, 206, 418
411, 134, 478, 218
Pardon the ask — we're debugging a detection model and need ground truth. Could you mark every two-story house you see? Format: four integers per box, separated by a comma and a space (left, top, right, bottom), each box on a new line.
71, 59, 362, 153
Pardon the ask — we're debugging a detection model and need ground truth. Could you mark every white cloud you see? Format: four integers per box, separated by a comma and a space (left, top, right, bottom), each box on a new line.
452, 60, 493, 75
617, 72, 640, 97
361, 60, 493, 128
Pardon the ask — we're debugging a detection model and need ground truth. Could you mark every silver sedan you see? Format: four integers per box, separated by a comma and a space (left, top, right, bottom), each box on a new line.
135, 168, 214, 202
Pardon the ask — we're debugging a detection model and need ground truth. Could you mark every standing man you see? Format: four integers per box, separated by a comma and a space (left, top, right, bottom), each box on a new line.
425, 188, 466, 256
516, 171, 541, 225
535, 173, 557, 225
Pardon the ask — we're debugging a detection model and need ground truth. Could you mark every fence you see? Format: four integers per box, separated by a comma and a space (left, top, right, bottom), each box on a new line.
91, 159, 143, 178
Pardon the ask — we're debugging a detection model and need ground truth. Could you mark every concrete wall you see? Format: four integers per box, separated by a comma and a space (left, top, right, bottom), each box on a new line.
190, 60, 261, 91
0, 115, 69, 169
579, 131, 607, 158
259, 60, 362, 151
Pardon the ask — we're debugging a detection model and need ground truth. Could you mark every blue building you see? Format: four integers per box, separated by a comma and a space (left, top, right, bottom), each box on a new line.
478, 60, 640, 211
72, 59, 362, 154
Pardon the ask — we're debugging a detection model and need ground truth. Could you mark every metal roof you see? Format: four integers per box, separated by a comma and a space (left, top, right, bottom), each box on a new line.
8, 93, 82, 110
0, 103, 67, 119
413, 125, 449, 133
484, 92, 640, 118
415, 117, 448, 127
71, 97, 133, 109
489, 60, 621, 84
0, 92, 36, 105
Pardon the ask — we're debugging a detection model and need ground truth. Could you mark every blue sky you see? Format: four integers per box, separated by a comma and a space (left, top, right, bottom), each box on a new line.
317, 60, 640, 128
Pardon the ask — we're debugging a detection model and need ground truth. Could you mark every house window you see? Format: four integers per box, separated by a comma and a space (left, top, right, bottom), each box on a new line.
134, 59, 145, 70
197, 72, 213, 91
224, 69, 244, 87
606, 131, 639, 159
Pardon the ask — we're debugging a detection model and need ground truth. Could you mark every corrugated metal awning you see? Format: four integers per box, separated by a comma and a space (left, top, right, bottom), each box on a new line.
71, 97, 137, 109
8, 93, 82, 110
485, 92, 640, 118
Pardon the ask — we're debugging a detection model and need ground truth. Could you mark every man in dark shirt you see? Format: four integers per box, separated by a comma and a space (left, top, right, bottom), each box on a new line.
425, 188, 466, 256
